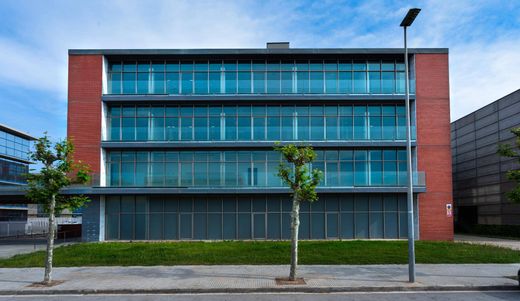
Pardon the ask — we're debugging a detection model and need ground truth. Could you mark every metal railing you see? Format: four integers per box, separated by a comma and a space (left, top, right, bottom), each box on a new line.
78, 171, 426, 188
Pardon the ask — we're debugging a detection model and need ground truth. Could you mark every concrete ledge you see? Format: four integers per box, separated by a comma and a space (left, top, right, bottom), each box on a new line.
0, 285, 517, 296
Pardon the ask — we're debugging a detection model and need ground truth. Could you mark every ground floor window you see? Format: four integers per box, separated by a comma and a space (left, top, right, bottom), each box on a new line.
104, 194, 412, 240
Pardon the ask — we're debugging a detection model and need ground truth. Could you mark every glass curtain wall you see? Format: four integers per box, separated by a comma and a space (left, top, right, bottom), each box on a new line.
106, 149, 409, 188
0, 158, 29, 184
104, 194, 411, 240
108, 104, 414, 141
108, 60, 413, 95
0, 130, 31, 161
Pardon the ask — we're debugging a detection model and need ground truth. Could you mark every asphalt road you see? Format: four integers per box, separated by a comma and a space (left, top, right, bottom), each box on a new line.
0, 291, 519, 301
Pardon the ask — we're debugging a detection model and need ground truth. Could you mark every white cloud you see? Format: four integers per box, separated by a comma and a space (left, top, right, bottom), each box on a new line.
450, 39, 520, 120
0, 0, 519, 124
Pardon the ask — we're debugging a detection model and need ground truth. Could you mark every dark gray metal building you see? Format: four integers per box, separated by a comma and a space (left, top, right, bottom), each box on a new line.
451, 89, 520, 229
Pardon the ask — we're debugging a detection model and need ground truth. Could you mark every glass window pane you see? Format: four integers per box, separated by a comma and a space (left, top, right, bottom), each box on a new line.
325, 72, 337, 93
194, 61, 208, 71
238, 163, 250, 186
396, 71, 405, 93
225, 117, 236, 140
281, 72, 292, 93
152, 73, 165, 94
353, 62, 366, 71
353, 72, 367, 93
238, 61, 250, 71
339, 60, 352, 71
369, 116, 382, 140
181, 61, 193, 71
209, 117, 220, 140
110, 117, 121, 140
354, 116, 367, 139
382, 72, 395, 94
354, 161, 367, 186
181, 72, 193, 94
225, 72, 237, 93
194, 162, 207, 186
225, 162, 237, 186
194, 117, 208, 140
109, 73, 122, 94
122, 118, 135, 141
137, 73, 149, 94
123, 62, 136, 72
382, 116, 395, 140
369, 71, 381, 94
166, 61, 179, 72
209, 72, 221, 93
339, 116, 352, 140
166, 73, 179, 94
180, 162, 192, 186
152, 118, 164, 140
253, 117, 265, 140
123, 73, 136, 94
253, 72, 265, 93
181, 118, 193, 140
110, 62, 122, 72
309, 71, 323, 93
237, 117, 251, 140
297, 116, 309, 140
326, 116, 338, 140
266, 71, 280, 93
166, 118, 179, 140
237, 72, 251, 93
296, 72, 309, 93
136, 117, 148, 140
194, 72, 208, 94
310, 116, 324, 140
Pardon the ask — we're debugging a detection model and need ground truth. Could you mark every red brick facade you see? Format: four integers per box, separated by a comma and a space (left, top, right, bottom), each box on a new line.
67, 55, 103, 173
415, 53, 453, 241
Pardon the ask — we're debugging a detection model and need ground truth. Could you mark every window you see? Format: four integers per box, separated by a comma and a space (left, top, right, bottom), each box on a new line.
106, 104, 415, 143
107, 59, 412, 95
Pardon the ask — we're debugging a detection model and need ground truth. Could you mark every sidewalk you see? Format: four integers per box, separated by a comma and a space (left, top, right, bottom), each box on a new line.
0, 264, 518, 295
455, 234, 520, 250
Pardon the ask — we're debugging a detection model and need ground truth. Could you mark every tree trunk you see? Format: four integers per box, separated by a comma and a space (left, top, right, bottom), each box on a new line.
43, 194, 56, 284
289, 194, 300, 281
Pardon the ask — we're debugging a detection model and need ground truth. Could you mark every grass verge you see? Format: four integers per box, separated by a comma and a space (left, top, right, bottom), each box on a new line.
0, 240, 519, 267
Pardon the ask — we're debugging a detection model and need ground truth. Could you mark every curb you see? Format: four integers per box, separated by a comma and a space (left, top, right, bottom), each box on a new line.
0, 285, 518, 295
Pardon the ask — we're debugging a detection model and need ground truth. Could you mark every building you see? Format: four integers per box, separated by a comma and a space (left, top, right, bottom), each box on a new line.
67, 44, 453, 241
451, 89, 520, 230
0, 124, 35, 222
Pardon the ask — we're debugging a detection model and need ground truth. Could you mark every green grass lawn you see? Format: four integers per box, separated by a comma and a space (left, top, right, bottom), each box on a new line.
1, 240, 519, 267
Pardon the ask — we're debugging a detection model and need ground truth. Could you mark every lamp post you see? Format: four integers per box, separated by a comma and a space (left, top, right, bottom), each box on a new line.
400, 7, 421, 283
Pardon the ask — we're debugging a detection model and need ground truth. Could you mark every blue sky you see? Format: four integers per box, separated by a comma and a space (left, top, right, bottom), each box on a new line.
1, 0, 519, 140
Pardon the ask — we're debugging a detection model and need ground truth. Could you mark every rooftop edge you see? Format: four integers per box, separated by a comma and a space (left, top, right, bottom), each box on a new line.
0, 124, 37, 141
68, 48, 449, 56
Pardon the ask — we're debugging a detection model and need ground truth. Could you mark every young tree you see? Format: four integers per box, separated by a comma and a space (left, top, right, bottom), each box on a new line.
26, 135, 91, 285
275, 144, 322, 281
497, 127, 520, 203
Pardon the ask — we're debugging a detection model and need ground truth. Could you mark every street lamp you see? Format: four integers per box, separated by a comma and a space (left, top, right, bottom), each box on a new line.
400, 7, 421, 283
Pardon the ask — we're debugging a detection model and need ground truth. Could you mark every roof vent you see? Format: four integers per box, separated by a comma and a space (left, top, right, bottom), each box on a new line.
266, 42, 290, 49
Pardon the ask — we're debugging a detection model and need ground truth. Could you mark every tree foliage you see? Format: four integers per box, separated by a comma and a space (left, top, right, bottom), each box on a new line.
26, 135, 91, 213
497, 127, 520, 203
275, 143, 322, 203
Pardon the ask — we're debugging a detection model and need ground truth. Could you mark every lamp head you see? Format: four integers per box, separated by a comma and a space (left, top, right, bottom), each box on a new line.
400, 8, 421, 27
